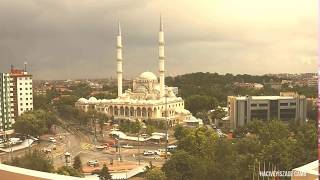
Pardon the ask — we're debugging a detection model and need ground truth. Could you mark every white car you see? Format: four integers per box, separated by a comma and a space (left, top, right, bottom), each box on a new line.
87, 160, 99, 167
141, 134, 149, 138
143, 150, 154, 156
122, 144, 134, 149
49, 137, 56, 143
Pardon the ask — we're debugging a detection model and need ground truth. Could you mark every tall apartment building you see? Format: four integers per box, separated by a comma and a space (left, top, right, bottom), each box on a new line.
227, 93, 307, 130
10, 67, 33, 117
0, 73, 14, 135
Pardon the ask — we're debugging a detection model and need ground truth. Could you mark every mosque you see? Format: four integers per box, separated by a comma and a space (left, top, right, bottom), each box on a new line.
75, 17, 201, 126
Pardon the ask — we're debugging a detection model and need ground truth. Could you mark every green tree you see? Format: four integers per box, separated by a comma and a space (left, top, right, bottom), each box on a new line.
97, 113, 108, 133
185, 95, 218, 115
72, 155, 83, 172
33, 94, 51, 110
56, 166, 83, 177
5, 150, 54, 172
146, 167, 166, 180
14, 111, 48, 137
162, 150, 200, 180
174, 125, 190, 141
96, 164, 112, 180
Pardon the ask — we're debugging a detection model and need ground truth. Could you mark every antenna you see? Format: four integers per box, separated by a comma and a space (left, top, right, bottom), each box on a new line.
24, 61, 28, 72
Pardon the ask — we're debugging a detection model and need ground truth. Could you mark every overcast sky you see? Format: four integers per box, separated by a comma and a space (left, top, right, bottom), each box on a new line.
0, 0, 317, 80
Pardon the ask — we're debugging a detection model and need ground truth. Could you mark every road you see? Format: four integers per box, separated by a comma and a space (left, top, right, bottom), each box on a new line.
0, 118, 171, 170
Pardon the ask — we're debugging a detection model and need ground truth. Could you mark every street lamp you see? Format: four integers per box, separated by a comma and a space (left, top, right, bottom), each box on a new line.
64, 152, 71, 166
137, 120, 146, 165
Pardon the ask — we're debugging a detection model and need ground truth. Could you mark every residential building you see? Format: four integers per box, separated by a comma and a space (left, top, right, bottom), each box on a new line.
227, 93, 307, 130
0, 73, 14, 135
10, 66, 33, 117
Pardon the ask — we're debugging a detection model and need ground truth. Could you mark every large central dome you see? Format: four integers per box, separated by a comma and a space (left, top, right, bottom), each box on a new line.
138, 71, 158, 81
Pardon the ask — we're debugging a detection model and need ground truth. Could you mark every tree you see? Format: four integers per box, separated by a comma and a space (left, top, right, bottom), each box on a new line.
185, 95, 218, 115
162, 150, 200, 180
73, 155, 83, 172
14, 111, 48, 137
5, 150, 54, 172
33, 94, 52, 110
94, 164, 112, 180
13, 109, 58, 136
56, 166, 83, 177
174, 125, 190, 141
146, 168, 166, 180
97, 113, 108, 133
210, 107, 227, 122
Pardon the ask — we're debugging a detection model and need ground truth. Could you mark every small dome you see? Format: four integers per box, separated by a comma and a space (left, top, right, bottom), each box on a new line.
138, 71, 158, 81
88, 97, 97, 103
78, 98, 88, 103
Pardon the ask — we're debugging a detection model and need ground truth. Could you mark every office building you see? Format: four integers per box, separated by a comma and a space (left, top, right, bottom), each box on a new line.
227, 93, 307, 130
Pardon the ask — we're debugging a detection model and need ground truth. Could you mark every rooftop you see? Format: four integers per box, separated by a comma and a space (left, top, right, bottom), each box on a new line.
233, 96, 298, 100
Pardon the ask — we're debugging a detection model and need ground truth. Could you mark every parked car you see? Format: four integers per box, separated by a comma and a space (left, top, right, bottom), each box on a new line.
87, 160, 99, 167
141, 134, 149, 138
143, 150, 155, 156
167, 145, 177, 152
122, 144, 134, 149
96, 145, 105, 150
49, 137, 56, 143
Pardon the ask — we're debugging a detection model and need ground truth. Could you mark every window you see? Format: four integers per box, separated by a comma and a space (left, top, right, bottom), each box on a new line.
25, 88, 28, 90
25, 83, 28, 85
259, 104, 268, 107
280, 103, 288, 106
290, 102, 296, 106
26, 98, 28, 100
20, 93, 22, 95
20, 103, 23, 106
20, 108, 23, 111
26, 108, 29, 111
25, 93, 28, 95
26, 103, 28, 105
20, 98, 22, 100
20, 88, 22, 90
19, 83, 22, 85
251, 104, 257, 107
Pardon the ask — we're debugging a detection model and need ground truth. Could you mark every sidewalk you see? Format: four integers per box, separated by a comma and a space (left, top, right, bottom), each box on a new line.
0, 139, 34, 153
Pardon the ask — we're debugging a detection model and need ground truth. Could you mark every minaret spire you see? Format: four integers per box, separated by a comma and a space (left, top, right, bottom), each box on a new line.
159, 15, 165, 98
117, 21, 123, 97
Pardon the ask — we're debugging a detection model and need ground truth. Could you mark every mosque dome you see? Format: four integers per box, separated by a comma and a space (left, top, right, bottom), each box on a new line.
88, 97, 98, 103
138, 71, 158, 81
78, 98, 88, 103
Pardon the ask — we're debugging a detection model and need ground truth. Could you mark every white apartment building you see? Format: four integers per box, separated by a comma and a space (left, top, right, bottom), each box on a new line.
10, 67, 33, 118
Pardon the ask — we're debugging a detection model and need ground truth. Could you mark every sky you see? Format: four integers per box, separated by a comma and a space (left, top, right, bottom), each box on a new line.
0, 0, 317, 80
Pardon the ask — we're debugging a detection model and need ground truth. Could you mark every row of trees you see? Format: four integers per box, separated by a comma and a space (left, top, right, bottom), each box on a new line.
165, 72, 317, 117
13, 110, 57, 137
160, 120, 317, 180
4, 150, 112, 180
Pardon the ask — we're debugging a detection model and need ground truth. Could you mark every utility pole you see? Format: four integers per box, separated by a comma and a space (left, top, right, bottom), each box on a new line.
138, 122, 141, 165
164, 93, 168, 159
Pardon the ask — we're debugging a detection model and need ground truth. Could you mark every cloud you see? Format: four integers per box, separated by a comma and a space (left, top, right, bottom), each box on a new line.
0, 0, 316, 80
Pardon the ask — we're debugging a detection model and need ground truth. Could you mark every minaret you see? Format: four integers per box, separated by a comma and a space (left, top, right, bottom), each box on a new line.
117, 22, 123, 97
159, 15, 165, 97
